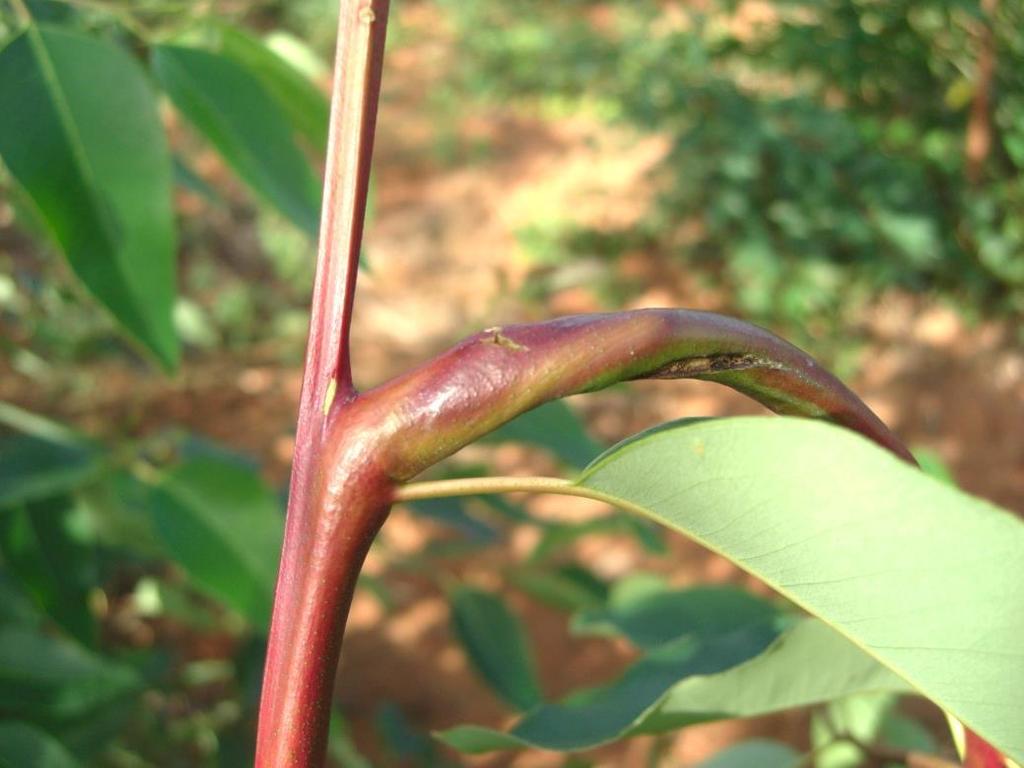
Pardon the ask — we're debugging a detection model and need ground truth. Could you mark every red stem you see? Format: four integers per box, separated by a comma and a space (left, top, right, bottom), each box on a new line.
256, 2, 389, 766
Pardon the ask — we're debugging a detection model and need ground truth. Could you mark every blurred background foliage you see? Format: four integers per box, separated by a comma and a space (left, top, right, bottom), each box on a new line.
440, 0, 1024, 337
0, 0, 1021, 766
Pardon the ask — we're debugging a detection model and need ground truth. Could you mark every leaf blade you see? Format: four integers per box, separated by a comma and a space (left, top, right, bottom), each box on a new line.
145, 457, 283, 629
0, 26, 178, 369
576, 417, 1024, 761
152, 44, 321, 237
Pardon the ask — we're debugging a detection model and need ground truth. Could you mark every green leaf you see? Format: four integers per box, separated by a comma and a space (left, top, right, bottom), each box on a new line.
0, 625, 138, 722
0, 26, 178, 369
145, 457, 283, 629
0, 496, 98, 645
152, 45, 321, 237
509, 563, 608, 612
407, 498, 499, 543
214, 25, 329, 153
695, 740, 800, 768
572, 579, 780, 651
573, 416, 1024, 761
0, 721, 81, 768
449, 587, 543, 711
638, 619, 907, 735
0, 436, 103, 510
482, 400, 603, 469
437, 618, 905, 754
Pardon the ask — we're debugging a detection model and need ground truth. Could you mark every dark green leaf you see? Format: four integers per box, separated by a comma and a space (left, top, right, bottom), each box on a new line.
450, 587, 543, 711
0, 436, 102, 510
0, 721, 80, 768
0, 496, 98, 645
437, 618, 905, 753
215, 25, 329, 153
0, 625, 138, 722
152, 45, 321, 237
0, 27, 178, 369
483, 400, 603, 469
510, 563, 608, 612
572, 578, 780, 651
407, 498, 499, 543
145, 457, 283, 629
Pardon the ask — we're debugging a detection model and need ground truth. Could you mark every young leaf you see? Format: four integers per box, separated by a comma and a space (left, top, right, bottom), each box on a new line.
0, 26, 178, 369
151, 45, 322, 237
145, 457, 284, 629
449, 587, 543, 712
0, 721, 81, 768
574, 417, 1024, 762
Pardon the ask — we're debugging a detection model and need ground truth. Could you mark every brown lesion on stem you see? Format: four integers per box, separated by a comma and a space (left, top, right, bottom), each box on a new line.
641, 352, 782, 379
481, 327, 531, 352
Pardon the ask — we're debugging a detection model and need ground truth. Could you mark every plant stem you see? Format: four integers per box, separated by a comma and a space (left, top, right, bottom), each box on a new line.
302, 0, 390, 408
256, 2, 390, 767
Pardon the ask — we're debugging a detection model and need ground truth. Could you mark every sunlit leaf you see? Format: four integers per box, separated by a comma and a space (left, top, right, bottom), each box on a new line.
0, 26, 178, 369
572, 417, 1024, 761
215, 25, 329, 153
152, 45, 321, 237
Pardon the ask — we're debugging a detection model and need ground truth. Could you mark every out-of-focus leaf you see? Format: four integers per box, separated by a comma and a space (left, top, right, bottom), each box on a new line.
638, 620, 908, 735
215, 25, 329, 153
572, 417, 1024, 761
407, 498, 499, 543
439, 619, 778, 754
810, 692, 937, 768
376, 703, 454, 768
437, 618, 908, 753
328, 712, 373, 768
152, 45, 321, 237
572, 580, 780, 651
695, 740, 799, 768
0, 721, 81, 768
529, 512, 664, 562
0, 496, 98, 645
0, 625, 138, 722
0, 436, 103, 510
0, 26, 178, 369
509, 563, 608, 612
145, 457, 283, 629
482, 400, 603, 469
172, 155, 224, 206
450, 587, 543, 711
